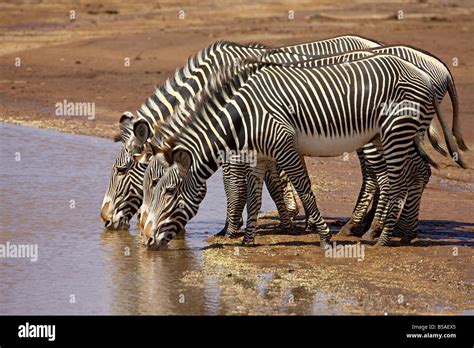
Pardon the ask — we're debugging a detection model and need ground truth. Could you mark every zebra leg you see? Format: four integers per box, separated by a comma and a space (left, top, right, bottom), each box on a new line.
360, 147, 391, 241
361, 178, 387, 241
216, 162, 232, 236
277, 151, 331, 249
396, 149, 431, 244
216, 163, 246, 237
339, 149, 376, 236
264, 162, 293, 233
242, 160, 267, 245
278, 166, 300, 221
376, 119, 416, 247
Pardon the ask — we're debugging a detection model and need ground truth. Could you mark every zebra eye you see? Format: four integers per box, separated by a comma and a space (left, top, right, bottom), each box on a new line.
165, 186, 176, 194
151, 178, 159, 186
116, 166, 128, 175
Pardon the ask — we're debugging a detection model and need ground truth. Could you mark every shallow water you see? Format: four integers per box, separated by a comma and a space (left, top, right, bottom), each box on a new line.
0, 123, 292, 315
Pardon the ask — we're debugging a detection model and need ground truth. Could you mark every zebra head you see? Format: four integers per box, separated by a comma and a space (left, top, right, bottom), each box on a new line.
142, 148, 206, 250
138, 153, 170, 230
101, 112, 151, 230
101, 145, 150, 229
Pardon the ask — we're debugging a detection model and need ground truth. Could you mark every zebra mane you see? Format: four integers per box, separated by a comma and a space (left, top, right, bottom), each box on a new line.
242, 41, 270, 49
118, 40, 269, 142
155, 57, 276, 158
150, 40, 268, 101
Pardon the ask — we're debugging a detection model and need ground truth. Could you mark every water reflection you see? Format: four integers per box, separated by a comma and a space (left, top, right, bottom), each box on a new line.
0, 123, 282, 315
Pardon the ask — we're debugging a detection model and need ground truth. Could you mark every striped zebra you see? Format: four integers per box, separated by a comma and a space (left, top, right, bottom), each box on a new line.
139, 53, 461, 250
101, 35, 383, 231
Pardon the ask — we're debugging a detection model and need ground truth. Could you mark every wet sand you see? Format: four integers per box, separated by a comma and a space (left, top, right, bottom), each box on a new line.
1, 0, 473, 314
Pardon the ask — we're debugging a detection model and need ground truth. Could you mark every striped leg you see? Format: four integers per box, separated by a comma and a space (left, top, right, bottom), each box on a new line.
340, 145, 390, 239
217, 162, 245, 238
278, 169, 300, 221
264, 163, 293, 232
377, 117, 419, 247
242, 159, 268, 245
361, 174, 390, 241
360, 147, 391, 241
395, 148, 431, 244
339, 149, 377, 236
277, 150, 331, 248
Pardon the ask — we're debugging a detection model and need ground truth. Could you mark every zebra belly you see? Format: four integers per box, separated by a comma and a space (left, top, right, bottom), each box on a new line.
296, 130, 377, 157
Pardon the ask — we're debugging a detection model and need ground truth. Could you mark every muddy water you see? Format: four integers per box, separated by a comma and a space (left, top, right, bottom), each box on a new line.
0, 123, 286, 315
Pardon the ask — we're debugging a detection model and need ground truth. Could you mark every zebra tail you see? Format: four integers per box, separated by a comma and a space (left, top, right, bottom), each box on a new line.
414, 134, 439, 170
432, 96, 468, 169
427, 123, 448, 157
447, 76, 469, 151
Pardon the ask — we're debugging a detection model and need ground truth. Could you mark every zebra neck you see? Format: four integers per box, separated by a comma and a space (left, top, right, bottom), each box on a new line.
184, 110, 247, 182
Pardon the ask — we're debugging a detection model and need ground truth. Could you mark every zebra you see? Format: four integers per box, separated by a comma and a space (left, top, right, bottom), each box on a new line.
139, 54, 462, 250
102, 35, 383, 231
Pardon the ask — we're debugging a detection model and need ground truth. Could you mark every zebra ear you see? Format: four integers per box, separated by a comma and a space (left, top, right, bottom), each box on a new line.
133, 120, 151, 146
114, 112, 135, 142
119, 111, 134, 125
171, 148, 192, 176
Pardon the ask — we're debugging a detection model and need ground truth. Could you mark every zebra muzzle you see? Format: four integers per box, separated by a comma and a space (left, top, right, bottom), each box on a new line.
146, 235, 156, 248
145, 234, 169, 250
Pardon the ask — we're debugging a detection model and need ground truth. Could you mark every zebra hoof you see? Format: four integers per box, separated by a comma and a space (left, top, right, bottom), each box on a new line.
277, 222, 294, 233
215, 222, 229, 237
374, 239, 391, 247
241, 238, 255, 246
361, 229, 378, 242
338, 222, 357, 236
226, 232, 240, 239
304, 221, 318, 233
319, 239, 331, 250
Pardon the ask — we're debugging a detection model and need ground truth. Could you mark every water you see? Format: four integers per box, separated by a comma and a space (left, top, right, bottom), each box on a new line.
0, 123, 283, 315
